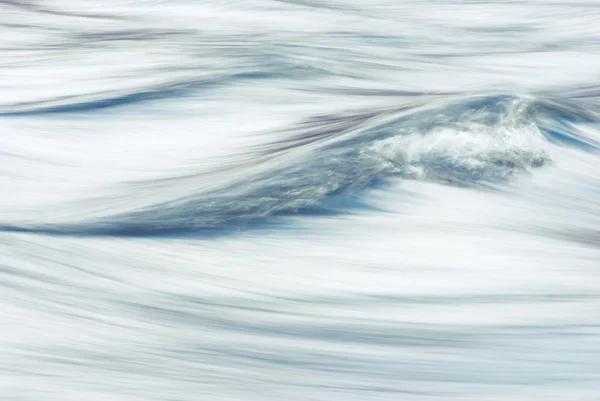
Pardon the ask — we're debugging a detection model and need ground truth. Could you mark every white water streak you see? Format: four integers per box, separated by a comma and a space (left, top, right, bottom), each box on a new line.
1, 1, 600, 400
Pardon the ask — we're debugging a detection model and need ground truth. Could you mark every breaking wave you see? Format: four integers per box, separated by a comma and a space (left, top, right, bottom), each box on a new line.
2, 94, 598, 236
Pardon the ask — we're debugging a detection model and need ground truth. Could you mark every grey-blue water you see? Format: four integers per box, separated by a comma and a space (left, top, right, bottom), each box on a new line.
1, 1, 600, 400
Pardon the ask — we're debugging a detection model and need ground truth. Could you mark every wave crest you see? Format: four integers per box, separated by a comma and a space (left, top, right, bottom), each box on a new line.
0, 95, 567, 236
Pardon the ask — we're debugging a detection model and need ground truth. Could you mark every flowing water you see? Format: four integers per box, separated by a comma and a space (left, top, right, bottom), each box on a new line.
1, 1, 600, 400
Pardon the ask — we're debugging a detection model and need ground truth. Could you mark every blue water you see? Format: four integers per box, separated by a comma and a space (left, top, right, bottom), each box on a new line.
1, 1, 600, 400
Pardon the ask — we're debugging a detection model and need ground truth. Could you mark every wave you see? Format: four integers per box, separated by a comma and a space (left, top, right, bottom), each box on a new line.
1, 94, 597, 236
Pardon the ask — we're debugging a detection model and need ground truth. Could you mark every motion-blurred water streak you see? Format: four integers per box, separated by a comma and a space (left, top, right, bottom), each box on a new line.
1, 1, 600, 400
